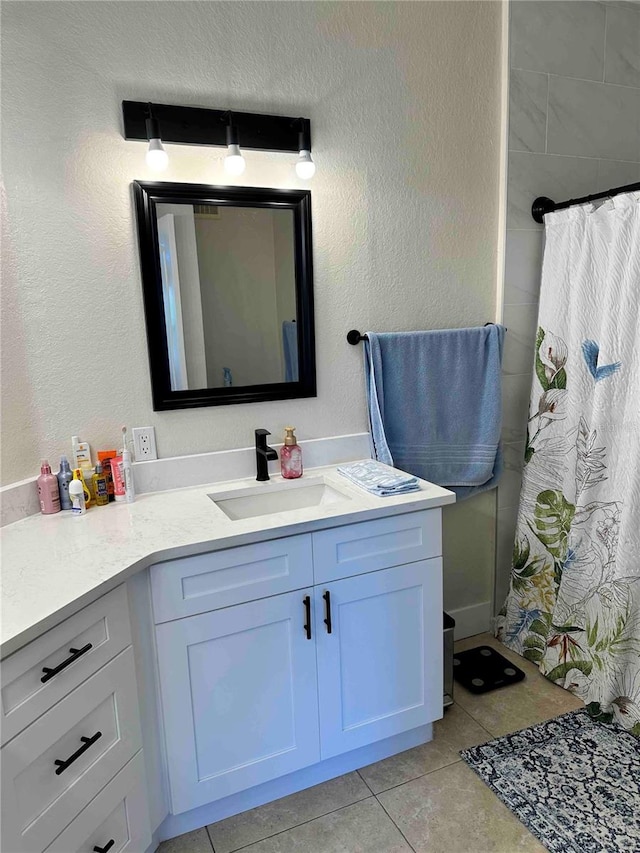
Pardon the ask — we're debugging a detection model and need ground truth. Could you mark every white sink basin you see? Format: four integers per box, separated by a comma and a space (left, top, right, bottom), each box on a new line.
209, 476, 353, 521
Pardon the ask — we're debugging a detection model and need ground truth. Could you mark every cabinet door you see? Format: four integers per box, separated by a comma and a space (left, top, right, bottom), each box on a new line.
315, 560, 442, 759
156, 590, 320, 814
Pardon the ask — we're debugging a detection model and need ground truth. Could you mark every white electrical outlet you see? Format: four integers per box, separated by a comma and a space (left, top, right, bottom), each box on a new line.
132, 427, 158, 461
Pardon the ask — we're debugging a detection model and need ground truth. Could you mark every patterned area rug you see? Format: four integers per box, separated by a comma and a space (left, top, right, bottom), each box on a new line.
461, 710, 640, 853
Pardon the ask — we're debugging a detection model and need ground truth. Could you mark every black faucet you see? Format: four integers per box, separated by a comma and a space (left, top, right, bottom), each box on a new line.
255, 429, 278, 481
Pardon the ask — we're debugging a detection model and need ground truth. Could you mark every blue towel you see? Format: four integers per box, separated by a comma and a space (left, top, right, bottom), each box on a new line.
282, 321, 299, 382
364, 325, 505, 500
337, 460, 420, 496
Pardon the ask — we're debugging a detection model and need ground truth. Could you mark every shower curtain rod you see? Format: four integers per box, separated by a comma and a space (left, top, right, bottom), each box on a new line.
532, 181, 640, 223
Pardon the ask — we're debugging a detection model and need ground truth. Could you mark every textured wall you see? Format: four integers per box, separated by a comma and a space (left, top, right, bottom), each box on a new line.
496, 0, 640, 609
2, 1, 503, 612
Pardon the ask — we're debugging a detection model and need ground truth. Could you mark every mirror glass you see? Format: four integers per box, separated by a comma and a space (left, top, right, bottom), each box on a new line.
134, 183, 316, 411
155, 202, 298, 391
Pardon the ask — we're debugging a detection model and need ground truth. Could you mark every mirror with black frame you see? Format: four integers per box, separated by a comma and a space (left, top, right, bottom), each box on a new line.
133, 182, 316, 410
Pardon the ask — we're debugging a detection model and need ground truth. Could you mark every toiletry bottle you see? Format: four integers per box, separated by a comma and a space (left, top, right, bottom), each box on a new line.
72, 467, 91, 509
98, 450, 117, 501
71, 435, 91, 469
110, 456, 126, 501
57, 456, 73, 510
92, 462, 109, 506
81, 463, 96, 502
223, 367, 233, 387
280, 427, 303, 479
121, 426, 135, 503
37, 460, 61, 514
69, 472, 87, 515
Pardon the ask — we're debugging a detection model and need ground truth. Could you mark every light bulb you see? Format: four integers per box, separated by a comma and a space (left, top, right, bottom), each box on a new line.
146, 138, 169, 171
295, 150, 316, 180
224, 143, 246, 176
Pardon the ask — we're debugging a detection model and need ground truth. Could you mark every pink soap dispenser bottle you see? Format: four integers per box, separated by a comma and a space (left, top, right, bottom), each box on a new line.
281, 427, 303, 479
37, 459, 61, 514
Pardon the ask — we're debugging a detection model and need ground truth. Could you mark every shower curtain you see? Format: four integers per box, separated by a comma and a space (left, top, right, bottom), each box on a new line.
497, 191, 640, 732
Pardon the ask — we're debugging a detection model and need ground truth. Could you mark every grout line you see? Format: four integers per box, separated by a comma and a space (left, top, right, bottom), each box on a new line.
506, 227, 546, 233
508, 150, 640, 165
369, 756, 463, 798
510, 66, 640, 92
497, 500, 523, 511
450, 700, 495, 738
495, 0, 510, 327
603, 6, 608, 84
356, 767, 375, 795
375, 795, 419, 853
544, 74, 550, 154
205, 824, 216, 852
502, 300, 540, 308
208, 792, 374, 853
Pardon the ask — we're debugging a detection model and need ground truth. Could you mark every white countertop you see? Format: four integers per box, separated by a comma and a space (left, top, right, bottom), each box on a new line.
0, 465, 454, 658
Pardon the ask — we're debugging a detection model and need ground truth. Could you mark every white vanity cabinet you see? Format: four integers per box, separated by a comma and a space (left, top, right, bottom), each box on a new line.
152, 509, 443, 818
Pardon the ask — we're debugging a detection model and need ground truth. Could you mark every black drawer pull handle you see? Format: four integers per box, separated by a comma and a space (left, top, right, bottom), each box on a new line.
323, 591, 332, 634
93, 841, 115, 853
303, 595, 311, 640
41, 643, 93, 683
54, 731, 102, 775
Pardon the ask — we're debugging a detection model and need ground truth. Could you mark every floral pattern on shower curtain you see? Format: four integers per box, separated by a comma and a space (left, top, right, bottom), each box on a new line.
497, 192, 640, 732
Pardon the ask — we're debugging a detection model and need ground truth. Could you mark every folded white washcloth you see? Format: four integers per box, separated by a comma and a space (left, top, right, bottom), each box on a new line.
337, 460, 420, 497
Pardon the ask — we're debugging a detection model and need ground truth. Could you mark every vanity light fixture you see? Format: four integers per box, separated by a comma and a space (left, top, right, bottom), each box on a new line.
145, 104, 169, 172
295, 120, 316, 180
123, 102, 314, 176
223, 113, 246, 176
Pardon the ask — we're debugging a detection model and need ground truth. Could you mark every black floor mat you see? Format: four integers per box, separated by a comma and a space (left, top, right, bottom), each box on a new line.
453, 645, 526, 694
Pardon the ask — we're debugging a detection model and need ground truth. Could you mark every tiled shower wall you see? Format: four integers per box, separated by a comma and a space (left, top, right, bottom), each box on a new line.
495, 0, 640, 610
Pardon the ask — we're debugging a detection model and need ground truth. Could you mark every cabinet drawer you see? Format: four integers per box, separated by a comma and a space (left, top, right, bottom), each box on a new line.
312, 510, 441, 584
45, 752, 151, 853
1, 648, 142, 853
151, 534, 313, 622
1, 585, 132, 744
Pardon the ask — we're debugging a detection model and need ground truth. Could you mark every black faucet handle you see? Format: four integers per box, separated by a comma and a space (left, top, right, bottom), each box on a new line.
255, 428, 271, 448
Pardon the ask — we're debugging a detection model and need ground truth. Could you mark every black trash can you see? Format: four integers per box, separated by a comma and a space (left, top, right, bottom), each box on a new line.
443, 612, 455, 708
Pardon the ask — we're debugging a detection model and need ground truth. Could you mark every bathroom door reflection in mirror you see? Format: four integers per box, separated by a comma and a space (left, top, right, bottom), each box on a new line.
156, 202, 298, 390
134, 183, 315, 410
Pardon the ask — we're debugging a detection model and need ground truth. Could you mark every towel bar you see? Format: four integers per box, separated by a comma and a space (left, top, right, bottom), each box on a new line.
347, 330, 368, 345
347, 323, 504, 345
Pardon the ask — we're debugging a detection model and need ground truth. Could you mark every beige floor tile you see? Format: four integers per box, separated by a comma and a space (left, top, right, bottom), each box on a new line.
359, 703, 491, 794
207, 772, 370, 853
434, 702, 494, 751
158, 828, 213, 853
453, 633, 583, 736
237, 797, 412, 852
378, 761, 548, 853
